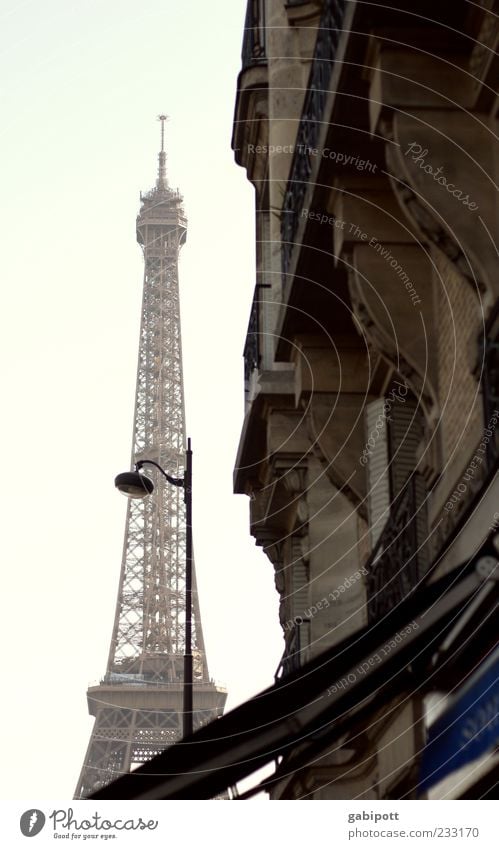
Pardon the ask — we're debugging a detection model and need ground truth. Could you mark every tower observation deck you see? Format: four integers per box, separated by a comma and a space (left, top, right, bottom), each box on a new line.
75, 117, 226, 799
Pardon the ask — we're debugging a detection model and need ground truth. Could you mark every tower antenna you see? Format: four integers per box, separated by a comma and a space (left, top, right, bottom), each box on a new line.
157, 113, 169, 188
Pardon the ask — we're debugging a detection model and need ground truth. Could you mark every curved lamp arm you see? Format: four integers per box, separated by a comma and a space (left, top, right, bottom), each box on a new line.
135, 459, 184, 488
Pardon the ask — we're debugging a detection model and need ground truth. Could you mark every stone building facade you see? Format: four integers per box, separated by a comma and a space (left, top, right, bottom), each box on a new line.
233, 0, 499, 799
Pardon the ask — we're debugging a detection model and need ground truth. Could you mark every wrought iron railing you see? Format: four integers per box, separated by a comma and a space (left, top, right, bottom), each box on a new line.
281, 0, 347, 276
275, 621, 307, 681
481, 299, 499, 469
366, 473, 429, 623
242, 0, 267, 70
243, 289, 260, 382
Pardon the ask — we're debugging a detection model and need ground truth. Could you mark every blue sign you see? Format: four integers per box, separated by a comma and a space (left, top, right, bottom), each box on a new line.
419, 647, 499, 792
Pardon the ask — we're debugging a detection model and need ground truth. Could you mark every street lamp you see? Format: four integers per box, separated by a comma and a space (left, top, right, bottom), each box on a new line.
115, 438, 194, 739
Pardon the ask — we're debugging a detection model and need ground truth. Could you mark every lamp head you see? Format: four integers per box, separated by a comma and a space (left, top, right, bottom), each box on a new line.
114, 470, 154, 499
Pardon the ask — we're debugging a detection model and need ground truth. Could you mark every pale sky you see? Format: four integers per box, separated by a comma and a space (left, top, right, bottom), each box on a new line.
0, 0, 282, 798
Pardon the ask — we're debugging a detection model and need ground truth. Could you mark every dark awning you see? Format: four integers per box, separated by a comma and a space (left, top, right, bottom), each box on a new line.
91, 531, 498, 800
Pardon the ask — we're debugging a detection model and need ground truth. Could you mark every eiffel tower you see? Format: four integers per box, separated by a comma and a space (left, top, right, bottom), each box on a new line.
75, 117, 227, 799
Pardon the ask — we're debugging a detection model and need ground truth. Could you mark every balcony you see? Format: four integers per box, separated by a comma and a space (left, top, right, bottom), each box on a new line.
242, 0, 266, 70
366, 473, 429, 623
243, 288, 260, 383
281, 0, 348, 276
481, 299, 499, 470
275, 620, 309, 681
233, 3, 269, 185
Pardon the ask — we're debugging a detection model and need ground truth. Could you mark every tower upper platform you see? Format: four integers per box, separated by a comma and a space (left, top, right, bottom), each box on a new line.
136, 115, 187, 248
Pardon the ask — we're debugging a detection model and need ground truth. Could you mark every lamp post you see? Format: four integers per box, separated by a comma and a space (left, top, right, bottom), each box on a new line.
114, 438, 193, 739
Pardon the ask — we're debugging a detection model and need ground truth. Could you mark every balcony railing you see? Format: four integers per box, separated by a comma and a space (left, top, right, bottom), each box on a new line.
243, 290, 259, 382
242, 0, 266, 70
275, 620, 309, 681
366, 473, 429, 623
281, 0, 347, 276
481, 299, 499, 470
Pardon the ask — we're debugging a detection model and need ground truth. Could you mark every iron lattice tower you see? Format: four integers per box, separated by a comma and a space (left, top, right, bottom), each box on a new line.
75, 117, 226, 799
